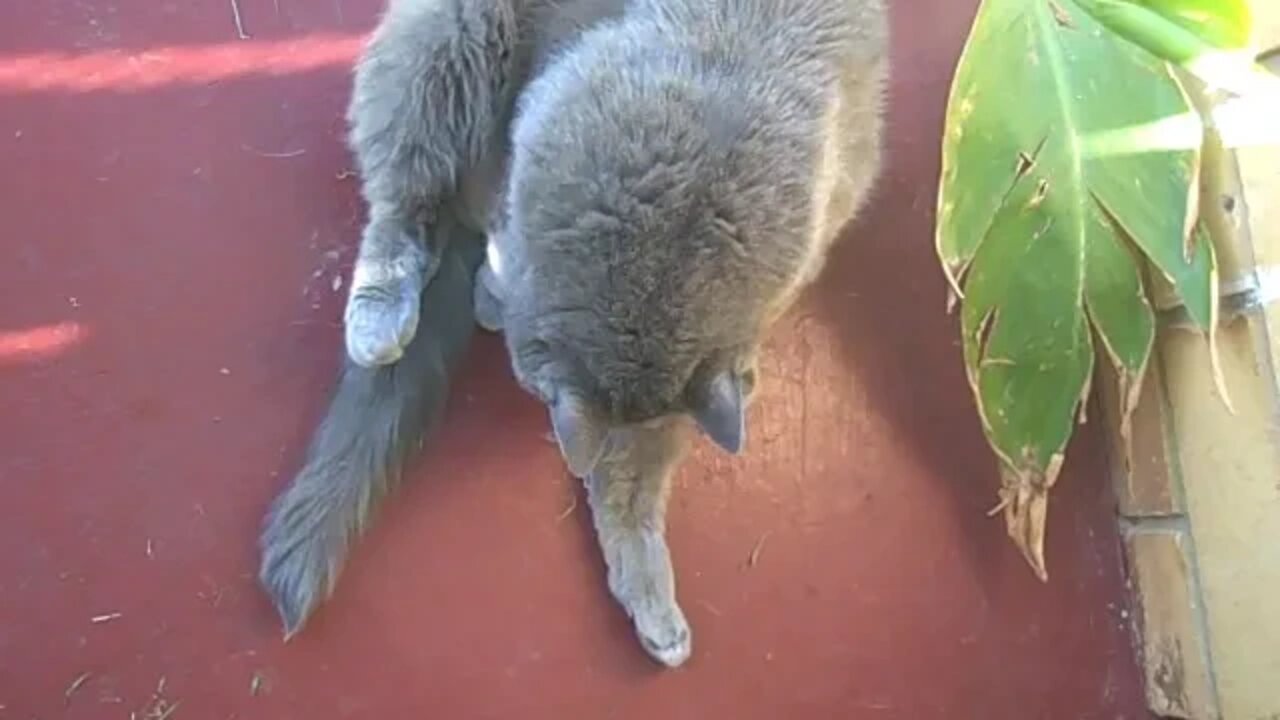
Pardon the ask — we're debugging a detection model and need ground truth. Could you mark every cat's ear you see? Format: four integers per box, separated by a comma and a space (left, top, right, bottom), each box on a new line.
549, 393, 608, 478
693, 371, 746, 455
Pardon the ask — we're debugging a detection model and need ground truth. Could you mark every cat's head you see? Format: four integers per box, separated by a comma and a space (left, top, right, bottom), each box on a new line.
489, 156, 788, 477
488, 34, 817, 476
502, 300, 760, 477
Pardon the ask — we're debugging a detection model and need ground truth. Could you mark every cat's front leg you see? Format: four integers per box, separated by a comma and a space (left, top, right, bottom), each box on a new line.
585, 419, 693, 668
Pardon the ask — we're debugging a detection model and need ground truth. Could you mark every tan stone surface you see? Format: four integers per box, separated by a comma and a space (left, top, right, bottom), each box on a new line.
1127, 528, 1217, 719
1099, 359, 1182, 517
1161, 315, 1280, 720
1143, 16, 1280, 715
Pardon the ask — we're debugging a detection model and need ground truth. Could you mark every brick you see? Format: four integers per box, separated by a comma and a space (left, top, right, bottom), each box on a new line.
1125, 528, 1217, 719
1098, 357, 1182, 517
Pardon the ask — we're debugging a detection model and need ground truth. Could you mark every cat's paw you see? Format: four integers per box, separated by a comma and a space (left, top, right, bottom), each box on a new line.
632, 600, 692, 668
344, 282, 421, 367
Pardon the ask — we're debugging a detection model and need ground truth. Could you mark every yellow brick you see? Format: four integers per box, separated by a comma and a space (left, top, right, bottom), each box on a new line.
1099, 359, 1182, 517
1126, 528, 1217, 719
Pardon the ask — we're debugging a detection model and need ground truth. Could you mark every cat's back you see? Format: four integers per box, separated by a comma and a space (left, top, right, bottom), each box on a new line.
523, 0, 628, 73
492, 0, 889, 423
635, 0, 885, 62
637, 0, 889, 276
505, 0, 888, 262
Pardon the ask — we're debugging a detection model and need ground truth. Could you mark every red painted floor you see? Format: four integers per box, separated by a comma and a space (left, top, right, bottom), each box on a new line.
0, 2, 1151, 718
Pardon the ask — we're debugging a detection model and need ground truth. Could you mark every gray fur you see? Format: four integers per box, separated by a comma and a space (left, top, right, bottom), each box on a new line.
259, 216, 483, 637
262, 0, 629, 640
342, 0, 631, 367
342, 0, 522, 367
489, 0, 888, 426
585, 418, 694, 667
483, 0, 888, 665
262, 0, 887, 667
261, 0, 520, 636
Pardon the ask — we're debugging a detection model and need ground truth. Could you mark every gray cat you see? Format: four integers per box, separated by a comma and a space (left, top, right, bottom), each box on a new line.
259, 0, 887, 668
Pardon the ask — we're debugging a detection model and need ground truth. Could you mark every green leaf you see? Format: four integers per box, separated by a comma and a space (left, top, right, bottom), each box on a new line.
1076, 0, 1253, 62
1135, 0, 1252, 49
936, 0, 1217, 578
1073, 0, 1280, 153
1073, 0, 1277, 102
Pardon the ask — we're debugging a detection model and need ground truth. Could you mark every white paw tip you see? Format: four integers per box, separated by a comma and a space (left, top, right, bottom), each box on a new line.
637, 620, 692, 668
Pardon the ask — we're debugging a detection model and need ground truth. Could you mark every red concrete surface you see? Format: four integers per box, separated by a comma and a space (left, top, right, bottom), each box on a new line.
0, 2, 1151, 718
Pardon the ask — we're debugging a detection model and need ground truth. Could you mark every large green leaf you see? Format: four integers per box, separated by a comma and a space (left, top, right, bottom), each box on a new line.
1134, 0, 1253, 48
1080, 0, 1254, 59
936, 0, 1217, 578
1075, 0, 1280, 151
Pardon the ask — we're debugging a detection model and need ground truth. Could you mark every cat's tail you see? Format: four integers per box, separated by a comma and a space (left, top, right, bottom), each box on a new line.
258, 223, 484, 638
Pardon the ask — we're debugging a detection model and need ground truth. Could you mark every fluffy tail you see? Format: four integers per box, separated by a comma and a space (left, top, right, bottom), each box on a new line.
258, 222, 484, 637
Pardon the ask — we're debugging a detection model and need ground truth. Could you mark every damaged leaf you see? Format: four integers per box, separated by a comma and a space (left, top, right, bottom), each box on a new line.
936, 0, 1217, 579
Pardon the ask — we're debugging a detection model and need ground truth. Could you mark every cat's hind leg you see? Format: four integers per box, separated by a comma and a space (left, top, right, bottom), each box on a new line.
585, 420, 693, 668
344, 0, 521, 366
